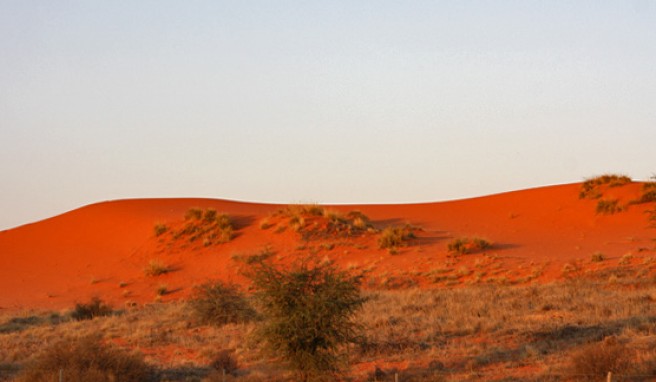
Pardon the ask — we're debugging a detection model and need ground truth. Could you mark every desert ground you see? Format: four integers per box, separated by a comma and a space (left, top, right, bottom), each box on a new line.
1, 176, 656, 381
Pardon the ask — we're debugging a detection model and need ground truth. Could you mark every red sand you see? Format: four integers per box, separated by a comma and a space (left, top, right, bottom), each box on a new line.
1, 183, 654, 311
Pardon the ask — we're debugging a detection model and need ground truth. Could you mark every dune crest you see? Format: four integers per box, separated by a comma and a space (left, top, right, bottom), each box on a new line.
1, 183, 654, 311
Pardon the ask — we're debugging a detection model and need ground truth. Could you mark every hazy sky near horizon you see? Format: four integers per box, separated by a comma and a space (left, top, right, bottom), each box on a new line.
1, 1, 655, 230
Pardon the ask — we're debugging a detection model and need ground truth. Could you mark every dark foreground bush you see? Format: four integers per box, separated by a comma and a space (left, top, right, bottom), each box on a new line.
210, 349, 239, 375
247, 260, 366, 381
189, 281, 256, 326
570, 337, 635, 381
17, 336, 153, 382
71, 297, 112, 321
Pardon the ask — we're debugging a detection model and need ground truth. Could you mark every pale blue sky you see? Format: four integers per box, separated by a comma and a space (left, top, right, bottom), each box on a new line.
1, 1, 655, 229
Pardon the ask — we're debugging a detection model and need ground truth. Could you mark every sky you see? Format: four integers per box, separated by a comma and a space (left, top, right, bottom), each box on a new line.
1, 1, 656, 230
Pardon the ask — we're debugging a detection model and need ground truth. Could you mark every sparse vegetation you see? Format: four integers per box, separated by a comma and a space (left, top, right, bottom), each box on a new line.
247, 260, 366, 381
153, 223, 168, 237
590, 252, 605, 262
634, 177, 656, 204
579, 174, 632, 199
209, 349, 239, 375
232, 246, 275, 265
6, 275, 656, 380
378, 225, 416, 250
569, 337, 635, 381
596, 198, 624, 214
172, 208, 234, 246
144, 259, 171, 276
16, 336, 152, 382
447, 237, 491, 255
189, 281, 255, 326
269, 205, 375, 240
71, 297, 112, 321
185, 207, 203, 221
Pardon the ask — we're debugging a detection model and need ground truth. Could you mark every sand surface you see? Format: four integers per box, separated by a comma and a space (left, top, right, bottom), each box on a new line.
1, 182, 654, 311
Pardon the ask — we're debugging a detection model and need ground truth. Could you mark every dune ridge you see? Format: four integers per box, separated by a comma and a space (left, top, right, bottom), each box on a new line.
1, 182, 654, 311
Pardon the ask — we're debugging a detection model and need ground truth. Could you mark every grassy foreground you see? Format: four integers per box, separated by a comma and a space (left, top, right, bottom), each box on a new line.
3, 274, 656, 381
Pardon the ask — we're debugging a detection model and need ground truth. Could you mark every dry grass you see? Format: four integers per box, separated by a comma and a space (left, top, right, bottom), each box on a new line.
378, 225, 416, 250
447, 237, 491, 255
580, 174, 632, 199
596, 199, 624, 214
154, 223, 168, 237
170, 208, 235, 246
144, 259, 171, 277
71, 297, 113, 321
590, 252, 606, 263
633, 178, 656, 204
268, 205, 375, 241
4, 277, 656, 380
15, 336, 153, 382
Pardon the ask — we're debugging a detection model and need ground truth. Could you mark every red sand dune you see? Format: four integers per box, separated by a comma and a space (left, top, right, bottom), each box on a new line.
1, 182, 654, 311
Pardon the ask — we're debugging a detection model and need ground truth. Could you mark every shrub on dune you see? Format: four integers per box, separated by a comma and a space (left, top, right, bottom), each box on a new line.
378, 225, 416, 250
447, 237, 491, 255
71, 297, 112, 321
579, 174, 631, 199
189, 281, 256, 326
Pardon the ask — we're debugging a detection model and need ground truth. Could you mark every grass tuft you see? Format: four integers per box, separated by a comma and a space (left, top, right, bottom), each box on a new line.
71, 297, 112, 321
580, 174, 631, 199
144, 260, 171, 277
595, 199, 624, 214
378, 225, 416, 250
447, 237, 491, 255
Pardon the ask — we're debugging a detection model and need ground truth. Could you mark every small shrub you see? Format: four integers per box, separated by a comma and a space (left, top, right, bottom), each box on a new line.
153, 223, 168, 237
71, 297, 112, 321
273, 206, 374, 240
634, 178, 656, 204
347, 211, 371, 230
17, 336, 153, 382
210, 350, 239, 375
203, 208, 218, 222
590, 252, 605, 263
233, 247, 275, 265
596, 199, 623, 214
378, 225, 416, 250
580, 174, 632, 199
177, 209, 234, 245
260, 217, 272, 230
156, 284, 168, 296
185, 207, 203, 220
190, 281, 255, 326
144, 260, 170, 276
569, 337, 634, 381
447, 237, 491, 255
618, 253, 633, 265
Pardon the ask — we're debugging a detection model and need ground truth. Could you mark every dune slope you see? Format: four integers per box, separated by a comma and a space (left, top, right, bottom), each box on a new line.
1, 183, 654, 311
